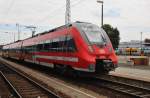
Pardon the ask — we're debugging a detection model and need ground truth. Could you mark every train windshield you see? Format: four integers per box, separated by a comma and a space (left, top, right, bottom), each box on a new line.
80, 23, 109, 44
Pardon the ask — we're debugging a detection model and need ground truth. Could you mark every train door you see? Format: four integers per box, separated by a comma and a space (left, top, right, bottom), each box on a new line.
20, 41, 24, 60
32, 44, 37, 63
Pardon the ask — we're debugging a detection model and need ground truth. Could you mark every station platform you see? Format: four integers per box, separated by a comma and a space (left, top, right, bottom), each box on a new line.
118, 56, 150, 66
110, 65, 150, 82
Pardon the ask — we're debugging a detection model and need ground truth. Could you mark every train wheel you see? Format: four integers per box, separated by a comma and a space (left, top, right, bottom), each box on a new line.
64, 66, 78, 77
53, 64, 61, 74
54, 64, 67, 75
54, 64, 78, 77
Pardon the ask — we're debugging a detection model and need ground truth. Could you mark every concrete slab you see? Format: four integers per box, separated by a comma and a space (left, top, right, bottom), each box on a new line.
110, 66, 150, 82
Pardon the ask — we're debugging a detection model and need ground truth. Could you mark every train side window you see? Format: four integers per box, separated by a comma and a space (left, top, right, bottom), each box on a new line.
43, 40, 51, 52
37, 43, 44, 51
64, 35, 77, 52
34, 35, 76, 53
59, 36, 66, 52
51, 38, 59, 52
23, 46, 27, 53
25, 46, 29, 53
67, 38, 76, 52
49, 39, 53, 52
32, 45, 37, 52
69, 38, 76, 52
62, 35, 70, 52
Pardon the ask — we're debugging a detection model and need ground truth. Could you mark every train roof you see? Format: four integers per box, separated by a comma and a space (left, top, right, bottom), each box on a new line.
3, 21, 94, 47
34, 21, 92, 37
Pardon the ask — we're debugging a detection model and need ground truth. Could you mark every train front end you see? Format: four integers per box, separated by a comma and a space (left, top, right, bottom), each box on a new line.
75, 22, 118, 74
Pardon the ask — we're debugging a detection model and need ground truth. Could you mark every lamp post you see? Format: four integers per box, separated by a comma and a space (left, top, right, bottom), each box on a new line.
97, 0, 104, 27
140, 32, 143, 55
25, 26, 36, 37
16, 23, 20, 41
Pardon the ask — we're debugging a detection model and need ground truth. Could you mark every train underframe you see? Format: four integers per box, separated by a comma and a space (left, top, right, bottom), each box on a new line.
95, 59, 117, 74
53, 59, 117, 77
2, 53, 117, 76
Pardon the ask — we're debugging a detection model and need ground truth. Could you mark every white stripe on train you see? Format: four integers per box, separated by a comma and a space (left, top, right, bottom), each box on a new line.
34, 55, 79, 62
24, 55, 93, 72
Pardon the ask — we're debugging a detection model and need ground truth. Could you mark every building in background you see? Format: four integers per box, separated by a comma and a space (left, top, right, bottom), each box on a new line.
117, 40, 150, 56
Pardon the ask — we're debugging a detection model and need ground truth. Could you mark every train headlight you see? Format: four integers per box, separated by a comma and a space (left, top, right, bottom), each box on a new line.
88, 64, 95, 72
88, 46, 94, 52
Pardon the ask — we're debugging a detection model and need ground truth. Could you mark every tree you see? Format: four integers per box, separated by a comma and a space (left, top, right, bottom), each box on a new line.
144, 38, 150, 46
102, 24, 120, 49
144, 38, 150, 43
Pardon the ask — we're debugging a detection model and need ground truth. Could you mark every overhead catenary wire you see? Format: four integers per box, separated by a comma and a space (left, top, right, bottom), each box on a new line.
5, 0, 16, 15
36, 0, 86, 24
0, 0, 87, 43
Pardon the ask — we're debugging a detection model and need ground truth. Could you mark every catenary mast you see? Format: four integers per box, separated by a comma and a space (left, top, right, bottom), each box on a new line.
65, 0, 71, 24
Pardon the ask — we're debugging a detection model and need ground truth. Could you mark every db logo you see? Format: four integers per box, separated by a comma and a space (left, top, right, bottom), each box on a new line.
99, 49, 105, 53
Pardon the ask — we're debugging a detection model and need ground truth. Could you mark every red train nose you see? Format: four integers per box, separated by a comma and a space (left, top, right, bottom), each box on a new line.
92, 45, 112, 56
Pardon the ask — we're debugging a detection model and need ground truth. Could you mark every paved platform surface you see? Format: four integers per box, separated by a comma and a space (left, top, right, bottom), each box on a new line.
118, 56, 150, 65
110, 66, 150, 82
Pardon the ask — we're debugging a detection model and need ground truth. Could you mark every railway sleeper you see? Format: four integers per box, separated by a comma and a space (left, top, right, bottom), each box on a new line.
130, 92, 144, 95
124, 90, 134, 92
0, 77, 13, 97
0, 65, 59, 98
54, 64, 79, 77
21, 91, 46, 95
15, 88, 37, 92
116, 87, 125, 90
141, 94, 150, 97
21, 94, 47, 98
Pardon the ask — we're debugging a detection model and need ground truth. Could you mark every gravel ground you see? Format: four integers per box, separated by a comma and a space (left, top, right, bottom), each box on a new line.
0, 75, 12, 98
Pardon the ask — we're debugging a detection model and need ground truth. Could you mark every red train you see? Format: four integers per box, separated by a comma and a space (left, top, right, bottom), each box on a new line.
2, 22, 118, 75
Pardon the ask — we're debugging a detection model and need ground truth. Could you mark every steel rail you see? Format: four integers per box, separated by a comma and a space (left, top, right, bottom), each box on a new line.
2, 58, 150, 98
0, 71, 22, 98
95, 77, 150, 98
97, 74, 150, 89
0, 61, 60, 98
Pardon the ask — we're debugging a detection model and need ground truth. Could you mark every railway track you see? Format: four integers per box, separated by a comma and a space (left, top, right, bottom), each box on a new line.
93, 76, 150, 98
0, 63, 60, 98
0, 72, 13, 98
1, 58, 150, 98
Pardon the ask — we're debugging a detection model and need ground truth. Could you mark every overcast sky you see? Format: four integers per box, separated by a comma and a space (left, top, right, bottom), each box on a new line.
0, 0, 150, 44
